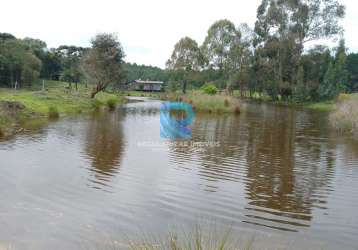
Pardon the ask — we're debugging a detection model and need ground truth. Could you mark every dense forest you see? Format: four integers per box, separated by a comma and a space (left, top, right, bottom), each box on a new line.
1, 0, 358, 102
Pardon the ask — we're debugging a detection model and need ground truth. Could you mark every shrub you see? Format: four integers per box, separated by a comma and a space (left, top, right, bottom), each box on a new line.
0, 126, 3, 137
48, 106, 59, 119
106, 98, 117, 111
202, 84, 218, 95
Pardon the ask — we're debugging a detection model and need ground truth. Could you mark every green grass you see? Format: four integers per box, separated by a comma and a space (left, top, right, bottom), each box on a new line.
0, 82, 125, 115
0, 80, 126, 137
303, 101, 336, 111
161, 91, 241, 114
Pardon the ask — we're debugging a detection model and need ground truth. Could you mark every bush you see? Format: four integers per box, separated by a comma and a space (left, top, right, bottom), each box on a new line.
106, 98, 117, 111
48, 106, 59, 119
202, 84, 218, 95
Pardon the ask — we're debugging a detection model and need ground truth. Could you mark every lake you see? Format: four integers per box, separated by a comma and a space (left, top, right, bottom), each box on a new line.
0, 98, 357, 249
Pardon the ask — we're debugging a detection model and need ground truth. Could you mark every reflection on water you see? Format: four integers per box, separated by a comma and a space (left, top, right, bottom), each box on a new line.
83, 112, 124, 188
0, 99, 357, 250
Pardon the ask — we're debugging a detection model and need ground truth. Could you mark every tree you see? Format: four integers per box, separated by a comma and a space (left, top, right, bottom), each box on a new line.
319, 62, 338, 99
226, 23, 253, 95
125, 63, 169, 83
81, 33, 125, 98
0, 38, 42, 88
346, 53, 358, 92
40, 48, 62, 80
166, 37, 201, 93
254, 0, 345, 100
201, 19, 240, 74
334, 39, 348, 91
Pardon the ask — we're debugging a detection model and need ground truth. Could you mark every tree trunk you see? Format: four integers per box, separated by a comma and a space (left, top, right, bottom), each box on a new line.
182, 80, 187, 94
91, 84, 105, 98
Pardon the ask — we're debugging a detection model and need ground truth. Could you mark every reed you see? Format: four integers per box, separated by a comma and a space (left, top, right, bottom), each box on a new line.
127, 226, 253, 250
330, 93, 358, 137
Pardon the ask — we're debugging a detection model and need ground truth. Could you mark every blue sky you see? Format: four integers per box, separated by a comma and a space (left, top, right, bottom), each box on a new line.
1, 0, 357, 68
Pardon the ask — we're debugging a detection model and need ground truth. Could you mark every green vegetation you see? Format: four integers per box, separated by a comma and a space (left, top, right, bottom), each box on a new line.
304, 101, 336, 112
124, 63, 169, 83
165, 0, 357, 104
202, 84, 218, 95
48, 106, 59, 119
81, 33, 126, 98
124, 91, 161, 98
330, 93, 358, 136
161, 91, 240, 114
106, 98, 118, 111
127, 227, 254, 250
0, 81, 126, 137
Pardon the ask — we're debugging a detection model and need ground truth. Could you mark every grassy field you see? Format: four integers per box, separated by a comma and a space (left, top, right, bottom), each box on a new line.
0, 81, 126, 137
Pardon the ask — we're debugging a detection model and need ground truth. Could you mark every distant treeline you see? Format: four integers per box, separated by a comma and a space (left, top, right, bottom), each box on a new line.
0, 33, 169, 90
123, 63, 169, 83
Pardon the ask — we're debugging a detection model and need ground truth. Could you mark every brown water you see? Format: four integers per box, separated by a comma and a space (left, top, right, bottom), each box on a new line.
0, 98, 357, 249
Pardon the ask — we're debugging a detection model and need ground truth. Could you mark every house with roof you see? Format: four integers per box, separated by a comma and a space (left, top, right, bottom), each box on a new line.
129, 80, 164, 92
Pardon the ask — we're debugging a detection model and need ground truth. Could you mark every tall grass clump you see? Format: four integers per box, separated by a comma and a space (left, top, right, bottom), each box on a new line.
330, 94, 358, 138
48, 106, 59, 119
127, 226, 252, 250
106, 98, 118, 111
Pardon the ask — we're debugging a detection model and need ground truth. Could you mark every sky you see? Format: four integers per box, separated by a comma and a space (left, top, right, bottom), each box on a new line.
1, 0, 357, 68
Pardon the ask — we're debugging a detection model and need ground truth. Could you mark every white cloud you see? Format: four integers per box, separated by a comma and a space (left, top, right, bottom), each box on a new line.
1, 0, 357, 68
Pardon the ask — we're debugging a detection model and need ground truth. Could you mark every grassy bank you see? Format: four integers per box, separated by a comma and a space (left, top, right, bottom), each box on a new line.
0, 81, 126, 138
231, 89, 337, 111
122, 90, 162, 98
160, 92, 241, 114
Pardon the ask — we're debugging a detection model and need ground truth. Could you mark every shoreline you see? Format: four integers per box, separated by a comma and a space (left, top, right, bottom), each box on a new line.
0, 82, 126, 139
